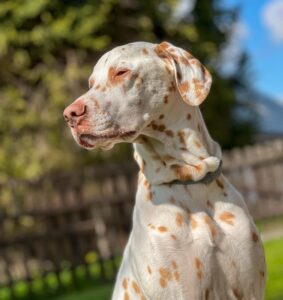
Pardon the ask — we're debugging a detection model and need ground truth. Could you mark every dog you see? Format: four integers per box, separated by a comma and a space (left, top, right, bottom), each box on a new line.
63, 41, 266, 300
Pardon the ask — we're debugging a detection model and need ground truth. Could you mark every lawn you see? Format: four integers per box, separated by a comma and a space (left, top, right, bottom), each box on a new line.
264, 238, 283, 300
54, 238, 283, 300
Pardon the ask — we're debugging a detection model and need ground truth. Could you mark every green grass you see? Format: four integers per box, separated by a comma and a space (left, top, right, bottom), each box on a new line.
264, 238, 283, 300
53, 284, 113, 300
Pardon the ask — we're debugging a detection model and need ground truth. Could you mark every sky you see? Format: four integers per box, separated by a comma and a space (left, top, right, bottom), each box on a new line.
223, 0, 283, 104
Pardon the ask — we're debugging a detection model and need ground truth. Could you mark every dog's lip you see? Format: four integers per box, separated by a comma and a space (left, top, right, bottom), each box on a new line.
78, 130, 137, 148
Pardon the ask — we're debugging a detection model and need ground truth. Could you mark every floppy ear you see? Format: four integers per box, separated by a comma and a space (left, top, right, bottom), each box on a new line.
155, 42, 212, 106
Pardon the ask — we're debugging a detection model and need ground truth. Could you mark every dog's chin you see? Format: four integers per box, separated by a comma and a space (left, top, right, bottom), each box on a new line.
73, 130, 138, 150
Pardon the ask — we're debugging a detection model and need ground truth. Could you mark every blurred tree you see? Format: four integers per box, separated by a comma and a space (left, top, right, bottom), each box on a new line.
0, 0, 257, 184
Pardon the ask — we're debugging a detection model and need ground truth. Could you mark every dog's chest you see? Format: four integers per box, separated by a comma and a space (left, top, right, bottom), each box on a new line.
129, 176, 266, 298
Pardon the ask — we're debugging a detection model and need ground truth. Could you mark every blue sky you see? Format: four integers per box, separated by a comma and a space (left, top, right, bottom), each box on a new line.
223, 0, 283, 103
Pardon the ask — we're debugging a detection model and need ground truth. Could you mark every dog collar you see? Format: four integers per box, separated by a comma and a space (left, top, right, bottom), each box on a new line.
166, 160, 222, 186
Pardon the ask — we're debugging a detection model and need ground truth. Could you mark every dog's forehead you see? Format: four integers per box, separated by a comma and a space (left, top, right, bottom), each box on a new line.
96, 42, 157, 68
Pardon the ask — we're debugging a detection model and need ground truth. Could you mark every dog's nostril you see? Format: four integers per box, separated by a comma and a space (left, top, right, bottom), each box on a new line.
63, 100, 86, 123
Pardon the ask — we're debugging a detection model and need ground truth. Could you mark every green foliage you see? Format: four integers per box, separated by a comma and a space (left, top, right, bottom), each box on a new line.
0, 0, 257, 185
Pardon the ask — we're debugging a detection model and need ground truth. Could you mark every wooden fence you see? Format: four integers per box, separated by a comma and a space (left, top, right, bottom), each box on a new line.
0, 139, 282, 299
222, 139, 283, 219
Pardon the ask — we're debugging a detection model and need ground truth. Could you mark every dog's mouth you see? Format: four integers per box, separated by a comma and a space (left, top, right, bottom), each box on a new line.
77, 130, 137, 149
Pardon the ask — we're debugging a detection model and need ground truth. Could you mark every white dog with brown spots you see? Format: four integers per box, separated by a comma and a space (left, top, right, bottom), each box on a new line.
64, 42, 266, 300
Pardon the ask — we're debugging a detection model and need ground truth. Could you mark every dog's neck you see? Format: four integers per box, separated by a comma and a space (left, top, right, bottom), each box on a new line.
133, 95, 222, 185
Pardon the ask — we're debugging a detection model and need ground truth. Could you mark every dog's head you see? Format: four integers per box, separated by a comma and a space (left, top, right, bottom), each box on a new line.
63, 41, 212, 150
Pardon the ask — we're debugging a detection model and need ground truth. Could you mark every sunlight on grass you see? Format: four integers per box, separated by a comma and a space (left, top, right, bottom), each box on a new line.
264, 238, 283, 300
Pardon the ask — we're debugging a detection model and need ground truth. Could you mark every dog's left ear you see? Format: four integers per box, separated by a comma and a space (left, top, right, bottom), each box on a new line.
155, 41, 212, 106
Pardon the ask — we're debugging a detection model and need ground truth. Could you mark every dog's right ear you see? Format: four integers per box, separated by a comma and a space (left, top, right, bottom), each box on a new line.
154, 41, 212, 106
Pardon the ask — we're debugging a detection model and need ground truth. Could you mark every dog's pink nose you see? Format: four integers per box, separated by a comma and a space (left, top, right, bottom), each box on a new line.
63, 99, 86, 124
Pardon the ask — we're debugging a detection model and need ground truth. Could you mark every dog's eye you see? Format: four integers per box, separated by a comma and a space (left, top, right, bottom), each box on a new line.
115, 69, 130, 77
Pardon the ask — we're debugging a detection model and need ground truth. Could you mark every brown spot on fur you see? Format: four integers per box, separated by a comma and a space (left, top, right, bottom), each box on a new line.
179, 81, 189, 94
180, 56, 189, 66
163, 95, 169, 103
205, 289, 210, 300
170, 234, 177, 240
95, 84, 101, 90
168, 81, 176, 92
163, 154, 174, 161
143, 178, 150, 188
154, 45, 168, 59
165, 130, 174, 137
176, 212, 184, 227
158, 124, 166, 132
122, 278, 128, 289
204, 215, 217, 237
171, 165, 192, 181
151, 122, 158, 130
89, 78, 95, 88
159, 267, 172, 280
190, 216, 198, 229
197, 270, 203, 279
232, 289, 243, 300
159, 114, 164, 119
219, 211, 235, 225
252, 232, 259, 242
142, 48, 149, 55
158, 42, 170, 51
94, 100, 100, 109
194, 140, 202, 148
158, 226, 168, 232
132, 281, 141, 294
193, 78, 203, 98
259, 270, 265, 278
140, 160, 145, 173
178, 131, 186, 145
105, 101, 112, 109
147, 265, 152, 274
187, 113, 191, 120
216, 179, 224, 189
194, 164, 202, 172
146, 190, 152, 201
195, 257, 202, 269
171, 261, 178, 269
124, 291, 129, 300
206, 200, 213, 208
159, 277, 167, 288
174, 271, 180, 281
